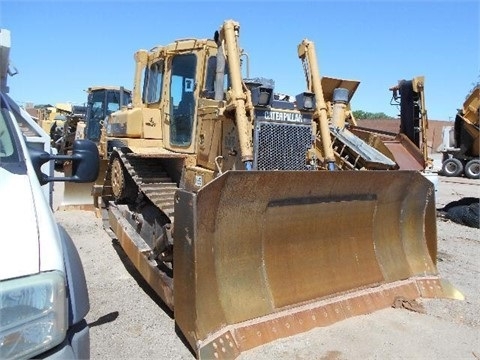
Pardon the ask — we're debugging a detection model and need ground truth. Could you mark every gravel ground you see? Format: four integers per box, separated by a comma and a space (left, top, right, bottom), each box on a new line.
53, 166, 479, 360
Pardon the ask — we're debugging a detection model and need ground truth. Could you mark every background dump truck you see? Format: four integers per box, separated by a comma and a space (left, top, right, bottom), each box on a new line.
438, 87, 479, 179
95, 20, 461, 358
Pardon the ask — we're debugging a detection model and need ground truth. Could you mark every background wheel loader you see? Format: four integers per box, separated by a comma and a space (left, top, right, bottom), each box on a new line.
96, 19, 462, 359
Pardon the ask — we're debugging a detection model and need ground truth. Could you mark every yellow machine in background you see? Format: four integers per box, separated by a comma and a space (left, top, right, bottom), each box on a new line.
346, 76, 433, 172
95, 20, 461, 359
60, 86, 131, 209
37, 103, 75, 135
438, 87, 479, 179
390, 76, 430, 164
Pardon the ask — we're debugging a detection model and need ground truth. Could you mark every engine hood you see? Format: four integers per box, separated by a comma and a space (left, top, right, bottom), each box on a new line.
0, 168, 40, 280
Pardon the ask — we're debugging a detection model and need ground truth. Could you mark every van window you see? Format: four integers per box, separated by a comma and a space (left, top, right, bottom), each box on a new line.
0, 109, 19, 163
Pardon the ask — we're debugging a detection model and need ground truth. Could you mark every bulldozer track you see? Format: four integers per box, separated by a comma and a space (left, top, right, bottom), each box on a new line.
116, 149, 178, 223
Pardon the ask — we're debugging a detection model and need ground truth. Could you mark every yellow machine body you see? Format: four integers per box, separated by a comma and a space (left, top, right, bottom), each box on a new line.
97, 19, 462, 358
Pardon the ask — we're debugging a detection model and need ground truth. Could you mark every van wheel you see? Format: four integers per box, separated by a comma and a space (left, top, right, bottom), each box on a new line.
464, 159, 480, 179
441, 158, 463, 177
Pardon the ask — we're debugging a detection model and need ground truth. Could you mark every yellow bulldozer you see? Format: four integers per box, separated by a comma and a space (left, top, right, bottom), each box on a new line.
94, 19, 461, 358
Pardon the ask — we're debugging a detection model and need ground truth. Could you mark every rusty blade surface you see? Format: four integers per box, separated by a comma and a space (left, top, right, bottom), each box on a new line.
197, 277, 463, 359
173, 170, 458, 358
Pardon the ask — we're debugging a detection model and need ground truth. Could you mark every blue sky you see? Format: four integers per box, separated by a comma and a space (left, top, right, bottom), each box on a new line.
1, 0, 478, 120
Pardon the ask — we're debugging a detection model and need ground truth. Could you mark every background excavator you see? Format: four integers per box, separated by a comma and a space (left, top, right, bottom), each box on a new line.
92, 20, 461, 359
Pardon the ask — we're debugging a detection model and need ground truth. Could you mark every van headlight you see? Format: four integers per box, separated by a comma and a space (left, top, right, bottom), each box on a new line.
0, 271, 67, 359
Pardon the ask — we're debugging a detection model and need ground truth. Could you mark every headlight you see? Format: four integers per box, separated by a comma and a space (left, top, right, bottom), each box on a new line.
251, 86, 273, 107
0, 271, 67, 359
295, 92, 316, 111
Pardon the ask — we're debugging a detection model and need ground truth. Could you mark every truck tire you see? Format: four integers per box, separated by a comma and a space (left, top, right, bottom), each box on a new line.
441, 158, 463, 177
464, 159, 480, 179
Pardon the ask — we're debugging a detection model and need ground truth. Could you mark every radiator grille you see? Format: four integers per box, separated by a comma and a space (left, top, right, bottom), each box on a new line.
254, 121, 313, 170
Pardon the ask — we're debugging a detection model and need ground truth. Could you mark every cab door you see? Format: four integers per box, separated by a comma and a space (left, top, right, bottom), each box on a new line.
164, 53, 197, 153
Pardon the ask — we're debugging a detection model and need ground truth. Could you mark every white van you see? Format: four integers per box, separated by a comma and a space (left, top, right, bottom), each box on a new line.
0, 90, 99, 359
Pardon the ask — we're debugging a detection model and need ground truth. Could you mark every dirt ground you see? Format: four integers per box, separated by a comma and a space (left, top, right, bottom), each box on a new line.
53, 163, 479, 360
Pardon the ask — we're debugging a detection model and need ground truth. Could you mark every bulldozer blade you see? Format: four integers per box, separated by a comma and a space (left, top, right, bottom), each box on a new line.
173, 170, 463, 359
58, 159, 108, 211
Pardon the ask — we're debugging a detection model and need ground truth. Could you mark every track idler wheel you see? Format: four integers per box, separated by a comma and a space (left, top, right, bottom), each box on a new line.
110, 156, 137, 203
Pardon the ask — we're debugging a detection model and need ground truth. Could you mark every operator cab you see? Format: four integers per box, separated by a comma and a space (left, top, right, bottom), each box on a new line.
85, 87, 132, 142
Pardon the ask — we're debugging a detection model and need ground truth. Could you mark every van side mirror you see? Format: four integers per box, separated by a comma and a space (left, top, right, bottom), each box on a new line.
29, 139, 99, 185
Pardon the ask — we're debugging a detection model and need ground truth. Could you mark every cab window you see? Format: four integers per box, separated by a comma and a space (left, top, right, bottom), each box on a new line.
143, 60, 164, 104
106, 90, 131, 115
203, 56, 230, 100
170, 54, 196, 147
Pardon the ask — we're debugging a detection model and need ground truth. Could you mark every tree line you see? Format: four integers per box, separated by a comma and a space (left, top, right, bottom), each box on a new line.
352, 110, 394, 120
